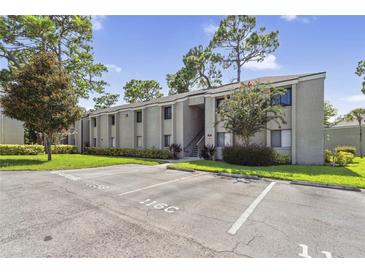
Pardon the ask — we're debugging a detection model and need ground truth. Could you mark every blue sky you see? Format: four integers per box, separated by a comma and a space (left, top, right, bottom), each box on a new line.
86, 15, 365, 115
4, 15, 364, 115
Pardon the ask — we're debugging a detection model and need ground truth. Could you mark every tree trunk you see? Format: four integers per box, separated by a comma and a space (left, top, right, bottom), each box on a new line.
237, 61, 241, 83
243, 136, 250, 147
46, 136, 52, 161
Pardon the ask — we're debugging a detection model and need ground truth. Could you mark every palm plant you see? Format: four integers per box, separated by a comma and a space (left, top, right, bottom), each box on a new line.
345, 108, 365, 157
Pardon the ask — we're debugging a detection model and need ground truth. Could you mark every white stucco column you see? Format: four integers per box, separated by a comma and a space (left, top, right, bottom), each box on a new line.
131, 110, 136, 148
291, 84, 297, 164
172, 103, 176, 144
115, 113, 120, 147
159, 106, 163, 149
142, 108, 147, 148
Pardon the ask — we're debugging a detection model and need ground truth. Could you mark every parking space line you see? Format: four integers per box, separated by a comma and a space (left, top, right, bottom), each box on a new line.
227, 181, 276, 235
51, 171, 80, 181
118, 173, 205, 196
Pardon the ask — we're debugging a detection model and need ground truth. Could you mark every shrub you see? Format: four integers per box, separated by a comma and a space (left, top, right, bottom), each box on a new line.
336, 151, 354, 166
169, 144, 182, 159
0, 144, 44, 155
324, 149, 332, 163
200, 145, 216, 160
223, 145, 287, 166
85, 147, 172, 159
324, 149, 354, 167
273, 152, 290, 165
335, 146, 356, 156
51, 145, 78, 154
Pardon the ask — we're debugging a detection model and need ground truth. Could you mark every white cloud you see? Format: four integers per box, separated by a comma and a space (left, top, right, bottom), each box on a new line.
92, 16, 106, 31
203, 24, 218, 36
344, 94, 365, 102
280, 15, 314, 24
281, 15, 297, 22
106, 64, 122, 73
243, 54, 281, 71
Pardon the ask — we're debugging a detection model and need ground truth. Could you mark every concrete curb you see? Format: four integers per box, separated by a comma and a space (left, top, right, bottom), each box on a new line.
166, 165, 196, 173
290, 181, 361, 192
217, 172, 260, 180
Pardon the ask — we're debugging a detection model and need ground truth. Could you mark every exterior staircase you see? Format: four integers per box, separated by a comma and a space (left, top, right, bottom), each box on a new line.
184, 129, 205, 158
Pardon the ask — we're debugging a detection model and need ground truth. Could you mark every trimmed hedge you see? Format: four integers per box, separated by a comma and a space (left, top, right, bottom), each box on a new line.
0, 144, 78, 155
85, 146, 172, 159
335, 146, 357, 156
51, 145, 78, 154
0, 144, 44, 155
223, 145, 289, 166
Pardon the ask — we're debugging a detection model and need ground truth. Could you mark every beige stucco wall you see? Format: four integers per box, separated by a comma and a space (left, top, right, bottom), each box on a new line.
0, 107, 24, 144
295, 78, 324, 164
324, 126, 365, 155
145, 106, 161, 148
119, 110, 134, 148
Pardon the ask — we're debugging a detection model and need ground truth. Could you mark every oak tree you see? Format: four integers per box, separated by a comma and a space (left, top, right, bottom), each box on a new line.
0, 51, 82, 160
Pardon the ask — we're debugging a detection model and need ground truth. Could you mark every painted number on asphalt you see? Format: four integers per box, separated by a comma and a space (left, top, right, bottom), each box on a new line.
139, 198, 179, 214
298, 244, 333, 258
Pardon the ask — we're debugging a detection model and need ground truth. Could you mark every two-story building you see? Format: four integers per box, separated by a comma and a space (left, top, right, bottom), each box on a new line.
71, 72, 325, 165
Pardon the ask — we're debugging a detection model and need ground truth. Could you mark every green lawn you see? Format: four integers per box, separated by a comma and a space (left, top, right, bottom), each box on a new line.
170, 157, 365, 188
0, 154, 162, 171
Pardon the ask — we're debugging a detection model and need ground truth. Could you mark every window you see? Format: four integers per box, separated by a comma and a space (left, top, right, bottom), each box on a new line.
136, 111, 142, 123
111, 115, 115, 126
216, 98, 224, 109
271, 129, 292, 148
272, 88, 292, 106
281, 130, 292, 147
216, 132, 232, 147
164, 135, 171, 147
216, 132, 225, 147
164, 106, 172, 120
92, 118, 97, 127
93, 138, 97, 147
137, 136, 142, 148
110, 137, 116, 147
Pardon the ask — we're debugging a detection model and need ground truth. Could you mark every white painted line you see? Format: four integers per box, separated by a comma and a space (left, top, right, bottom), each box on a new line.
299, 244, 312, 258
227, 181, 276, 235
51, 171, 80, 181
118, 173, 205, 196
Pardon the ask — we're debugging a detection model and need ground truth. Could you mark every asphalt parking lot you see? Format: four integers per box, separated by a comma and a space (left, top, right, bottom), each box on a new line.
1, 164, 365, 258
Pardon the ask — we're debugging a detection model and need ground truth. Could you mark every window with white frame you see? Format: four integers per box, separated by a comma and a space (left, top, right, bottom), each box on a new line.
164, 135, 171, 147
93, 138, 97, 147
164, 106, 172, 120
271, 129, 291, 148
137, 136, 143, 148
216, 132, 232, 147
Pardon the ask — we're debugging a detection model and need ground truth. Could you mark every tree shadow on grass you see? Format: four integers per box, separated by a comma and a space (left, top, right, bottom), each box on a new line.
0, 159, 46, 168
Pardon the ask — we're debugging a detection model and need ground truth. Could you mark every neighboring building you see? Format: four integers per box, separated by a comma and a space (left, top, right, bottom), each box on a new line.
0, 104, 24, 144
324, 119, 365, 155
71, 72, 326, 164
